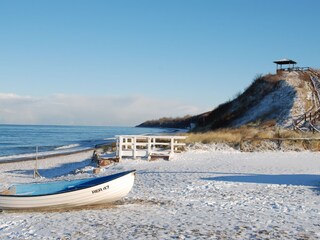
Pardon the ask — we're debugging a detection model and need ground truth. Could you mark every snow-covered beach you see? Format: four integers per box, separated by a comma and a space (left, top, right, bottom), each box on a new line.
0, 146, 319, 239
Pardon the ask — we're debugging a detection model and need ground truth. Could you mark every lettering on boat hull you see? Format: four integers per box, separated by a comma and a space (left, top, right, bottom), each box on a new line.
92, 185, 109, 194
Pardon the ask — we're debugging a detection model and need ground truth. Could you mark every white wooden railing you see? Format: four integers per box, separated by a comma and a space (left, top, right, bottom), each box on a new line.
116, 135, 187, 161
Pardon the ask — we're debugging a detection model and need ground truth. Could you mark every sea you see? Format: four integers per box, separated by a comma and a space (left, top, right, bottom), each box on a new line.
0, 124, 168, 161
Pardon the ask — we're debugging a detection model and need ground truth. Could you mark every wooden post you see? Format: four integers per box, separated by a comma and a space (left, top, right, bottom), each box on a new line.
33, 146, 41, 178
147, 137, 151, 160
170, 137, 174, 153
132, 136, 136, 160
277, 139, 281, 150
118, 136, 122, 161
152, 137, 156, 151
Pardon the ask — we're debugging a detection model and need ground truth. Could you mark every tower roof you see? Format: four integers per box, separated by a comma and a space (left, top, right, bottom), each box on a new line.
273, 59, 297, 65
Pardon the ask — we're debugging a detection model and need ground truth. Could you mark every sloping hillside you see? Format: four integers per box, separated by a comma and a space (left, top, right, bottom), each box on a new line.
138, 69, 320, 132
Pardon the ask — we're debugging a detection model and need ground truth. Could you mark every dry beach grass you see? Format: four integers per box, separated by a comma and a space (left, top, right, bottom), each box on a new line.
183, 126, 320, 151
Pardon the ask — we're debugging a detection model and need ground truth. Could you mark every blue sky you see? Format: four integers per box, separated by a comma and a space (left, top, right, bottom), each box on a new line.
0, 0, 319, 126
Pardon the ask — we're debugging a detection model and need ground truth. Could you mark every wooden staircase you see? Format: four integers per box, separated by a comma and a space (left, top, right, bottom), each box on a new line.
292, 69, 320, 133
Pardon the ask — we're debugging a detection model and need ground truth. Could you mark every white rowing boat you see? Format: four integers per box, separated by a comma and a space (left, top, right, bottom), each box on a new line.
0, 170, 135, 210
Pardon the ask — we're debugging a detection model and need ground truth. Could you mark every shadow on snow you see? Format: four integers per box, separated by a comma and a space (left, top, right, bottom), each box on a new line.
137, 171, 320, 194
4, 159, 92, 179
202, 174, 320, 194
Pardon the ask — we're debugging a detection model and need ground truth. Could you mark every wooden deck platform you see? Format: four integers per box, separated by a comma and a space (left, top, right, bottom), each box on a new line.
116, 135, 187, 161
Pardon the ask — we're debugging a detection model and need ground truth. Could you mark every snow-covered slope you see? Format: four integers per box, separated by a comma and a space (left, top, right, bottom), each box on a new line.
197, 70, 320, 130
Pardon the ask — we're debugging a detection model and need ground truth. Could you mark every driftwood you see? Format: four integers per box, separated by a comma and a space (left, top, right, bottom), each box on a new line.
92, 150, 119, 167
98, 158, 119, 167
93, 168, 101, 174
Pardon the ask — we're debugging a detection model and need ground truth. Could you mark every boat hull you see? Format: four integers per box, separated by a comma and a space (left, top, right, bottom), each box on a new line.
0, 171, 135, 210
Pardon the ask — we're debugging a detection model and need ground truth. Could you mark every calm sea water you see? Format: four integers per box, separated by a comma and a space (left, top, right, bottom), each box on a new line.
0, 124, 166, 159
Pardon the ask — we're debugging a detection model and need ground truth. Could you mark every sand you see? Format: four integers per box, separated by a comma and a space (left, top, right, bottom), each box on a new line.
0, 144, 320, 239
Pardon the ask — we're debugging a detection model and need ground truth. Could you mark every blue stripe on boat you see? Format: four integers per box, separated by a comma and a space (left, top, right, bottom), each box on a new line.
8, 170, 135, 197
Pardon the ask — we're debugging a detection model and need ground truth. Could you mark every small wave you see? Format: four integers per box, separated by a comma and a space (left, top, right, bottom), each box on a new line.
55, 144, 80, 150
0, 146, 92, 162
103, 137, 116, 141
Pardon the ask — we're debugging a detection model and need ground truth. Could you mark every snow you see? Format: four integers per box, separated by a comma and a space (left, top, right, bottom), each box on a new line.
229, 71, 317, 129
0, 146, 320, 239
232, 80, 296, 128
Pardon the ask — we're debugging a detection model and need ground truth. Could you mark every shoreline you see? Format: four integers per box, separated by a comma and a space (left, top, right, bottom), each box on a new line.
0, 148, 95, 164
0, 126, 177, 164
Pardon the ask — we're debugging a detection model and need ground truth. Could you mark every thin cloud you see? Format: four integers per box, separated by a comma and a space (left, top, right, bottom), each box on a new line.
0, 93, 203, 126
0, 93, 35, 102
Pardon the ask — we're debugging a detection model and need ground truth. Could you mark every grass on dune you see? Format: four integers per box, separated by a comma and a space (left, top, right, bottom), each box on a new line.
183, 125, 320, 145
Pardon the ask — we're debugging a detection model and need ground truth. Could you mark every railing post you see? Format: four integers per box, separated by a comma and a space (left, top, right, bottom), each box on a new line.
174, 139, 178, 151
170, 137, 174, 153
152, 137, 156, 151
147, 137, 151, 160
118, 136, 123, 161
132, 136, 136, 160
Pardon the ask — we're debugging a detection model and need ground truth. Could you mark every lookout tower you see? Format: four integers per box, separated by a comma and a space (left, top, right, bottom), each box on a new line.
273, 59, 297, 74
